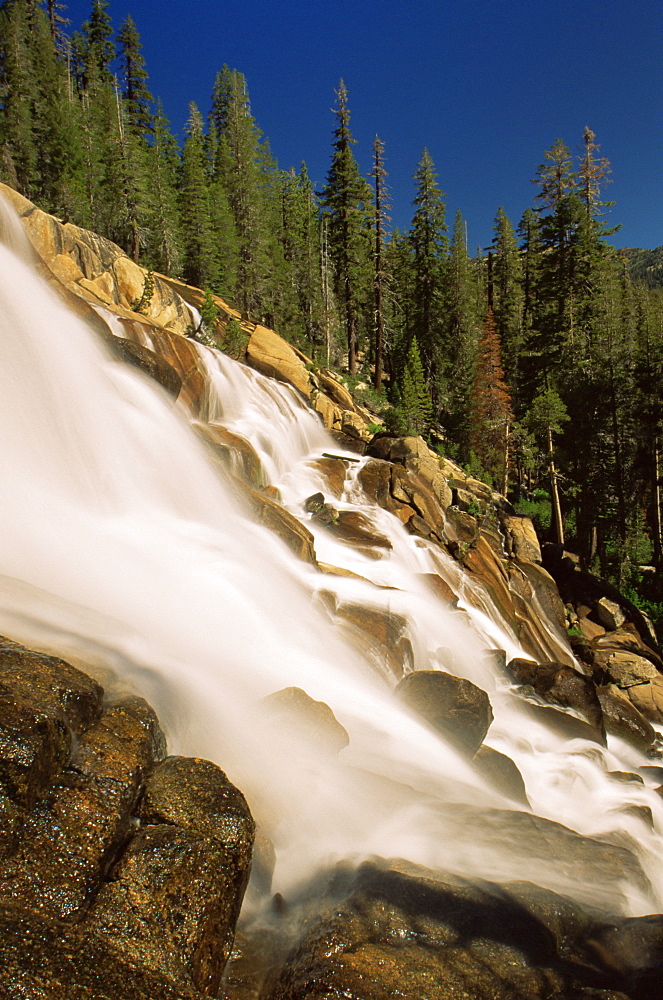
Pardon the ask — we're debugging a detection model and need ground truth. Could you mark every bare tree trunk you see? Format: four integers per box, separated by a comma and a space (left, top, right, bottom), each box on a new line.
548, 424, 565, 545
654, 437, 663, 567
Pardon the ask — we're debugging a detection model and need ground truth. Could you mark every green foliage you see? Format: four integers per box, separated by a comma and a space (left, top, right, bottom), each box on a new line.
131, 268, 154, 314
513, 490, 552, 533
399, 337, 433, 436
222, 317, 248, 359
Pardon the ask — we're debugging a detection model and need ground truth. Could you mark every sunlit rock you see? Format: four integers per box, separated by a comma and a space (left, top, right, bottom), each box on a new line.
626, 675, 663, 724
500, 514, 542, 563
597, 597, 628, 631
247, 325, 312, 400
594, 649, 659, 689
598, 685, 657, 753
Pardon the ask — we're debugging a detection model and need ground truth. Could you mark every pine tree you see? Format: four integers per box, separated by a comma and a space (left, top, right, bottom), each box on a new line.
409, 147, 447, 396
280, 162, 324, 354
180, 101, 219, 290
42, 0, 69, 52
321, 79, 372, 374
469, 308, 513, 492
524, 388, 569, 543
400, 336, 432, 435
117, 14, 152, 138
83, 0, 114, 84
444, 210, 479, 459
143, 101, 183, 275
0, 0, 39, 195
370, 134, 390, 390
491, 207, 524, 400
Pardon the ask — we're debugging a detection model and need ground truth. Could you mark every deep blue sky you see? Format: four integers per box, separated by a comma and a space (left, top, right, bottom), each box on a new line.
66, 0, 662, 250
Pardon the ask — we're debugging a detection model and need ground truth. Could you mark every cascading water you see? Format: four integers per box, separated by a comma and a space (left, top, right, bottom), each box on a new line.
1, 195, 663, 921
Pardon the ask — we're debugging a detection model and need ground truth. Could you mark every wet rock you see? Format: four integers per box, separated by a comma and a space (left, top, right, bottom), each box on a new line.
587, 914, 663, 1000
520, 700, 606, 745
242, 485, 317, 566
194, 422, 264, 490
0, 635, 253, 998
327, 510, 392, 553
0, 899, 205, 999
0, 635, 104, 736
110, 336, 182, 398
0, 697, 166, 921
473, 745, 530, 806
0, 688, 70, 809
261, 687, 349, 757
418, 571, 458, 606
307, 456, 349, 498
263, 860, 634, 1000
597, 685, 656, 753
333, 600, 412, 680
133, 756, 255, 993
396, 670, 493, 756
506, 658, 605, 738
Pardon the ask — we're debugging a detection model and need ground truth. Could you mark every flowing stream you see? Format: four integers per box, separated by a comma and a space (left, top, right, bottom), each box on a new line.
1, 196, 663, 918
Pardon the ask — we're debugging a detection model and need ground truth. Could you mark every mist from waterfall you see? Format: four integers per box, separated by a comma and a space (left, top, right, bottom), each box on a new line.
1, 195, 663, 917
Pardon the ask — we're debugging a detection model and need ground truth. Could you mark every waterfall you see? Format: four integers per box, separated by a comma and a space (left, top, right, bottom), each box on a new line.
1, 196, 663, 919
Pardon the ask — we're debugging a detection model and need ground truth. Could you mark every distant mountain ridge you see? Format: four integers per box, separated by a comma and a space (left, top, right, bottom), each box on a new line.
620, 245, 663, 288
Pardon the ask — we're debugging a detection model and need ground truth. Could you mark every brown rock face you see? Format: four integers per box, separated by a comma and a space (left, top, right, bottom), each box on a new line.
0, 639, 254, 999
396, 670, 493, 756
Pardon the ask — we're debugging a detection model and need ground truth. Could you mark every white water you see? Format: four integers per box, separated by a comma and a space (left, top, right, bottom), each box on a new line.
2, 198, 663, 917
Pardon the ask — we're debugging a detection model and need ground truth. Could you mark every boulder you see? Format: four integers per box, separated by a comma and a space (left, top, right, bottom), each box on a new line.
97, 755, 255, 995
263, 860, 637, 1000
0, 637, 254, 999
500, 514, 542, 563
506, 658, 605, 738
0, 697, 166, 922
261, 687, 349, 757
0, 900, 205, 999
626, 675, 663, 725
597, 685, 657, 753
597, 597, 627, 631
587, 914, 663, 1000
593, 649, 659, 689
472, 745, 529, 806
395, 670, 493, 756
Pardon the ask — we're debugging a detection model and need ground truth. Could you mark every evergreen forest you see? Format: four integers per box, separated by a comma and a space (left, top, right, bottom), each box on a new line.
2, 0, 663, 623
